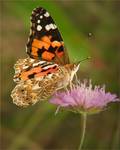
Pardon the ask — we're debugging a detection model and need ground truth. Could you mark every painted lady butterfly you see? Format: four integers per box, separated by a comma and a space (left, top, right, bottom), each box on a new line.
11, 7, 80, 107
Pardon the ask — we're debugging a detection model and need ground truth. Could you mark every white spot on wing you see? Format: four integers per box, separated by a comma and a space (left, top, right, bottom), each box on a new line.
43, 64, 58, 70
49, 24, 54, 29
40, 15, 43, 19
37, 20, 40, 23
39, 61, 47, 64
30, 58, 35, 63
45, 24, 57, 31
53, 24, 57, 29
45, 24, 50, 31
23, 66, 29, 69
37, 25, 42, 31
33, 61, 46, 67
44, 12, 50, 17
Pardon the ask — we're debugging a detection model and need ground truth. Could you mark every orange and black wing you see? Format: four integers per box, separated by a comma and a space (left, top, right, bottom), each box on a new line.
13, 58, 59, 82
26, 7, 70, 65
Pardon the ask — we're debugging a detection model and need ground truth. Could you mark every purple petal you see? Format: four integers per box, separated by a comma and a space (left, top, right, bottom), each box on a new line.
50, 80, 119, 112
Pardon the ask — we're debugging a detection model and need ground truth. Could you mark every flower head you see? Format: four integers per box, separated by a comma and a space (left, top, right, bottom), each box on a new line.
50, 80, 119, 114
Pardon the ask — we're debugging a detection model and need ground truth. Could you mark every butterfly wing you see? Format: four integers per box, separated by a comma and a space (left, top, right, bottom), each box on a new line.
11, 57, 66, 107
13, 58, 59, 83
26, 7, 70, 65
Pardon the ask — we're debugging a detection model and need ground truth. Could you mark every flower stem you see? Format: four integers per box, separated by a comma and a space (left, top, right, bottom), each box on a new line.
78, 113, 87, 150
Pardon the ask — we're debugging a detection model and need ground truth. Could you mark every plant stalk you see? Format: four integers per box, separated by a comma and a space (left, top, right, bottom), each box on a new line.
78, 113, 87, 150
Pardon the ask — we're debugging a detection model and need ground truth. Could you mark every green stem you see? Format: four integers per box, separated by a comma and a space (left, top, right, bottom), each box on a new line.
78, 113, 87, 150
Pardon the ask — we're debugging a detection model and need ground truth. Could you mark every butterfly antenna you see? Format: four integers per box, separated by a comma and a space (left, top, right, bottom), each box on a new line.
77, 56, 91, 65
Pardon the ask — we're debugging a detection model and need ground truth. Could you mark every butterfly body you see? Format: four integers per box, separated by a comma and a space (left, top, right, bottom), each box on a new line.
11, 7, 79, 107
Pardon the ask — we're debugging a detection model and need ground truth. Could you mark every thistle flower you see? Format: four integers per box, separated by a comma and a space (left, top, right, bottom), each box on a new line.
50, 80, 119, 114
50, 80, 119, 150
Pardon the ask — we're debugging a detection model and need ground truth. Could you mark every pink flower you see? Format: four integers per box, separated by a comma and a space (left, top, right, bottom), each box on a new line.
50, 80, 119, 114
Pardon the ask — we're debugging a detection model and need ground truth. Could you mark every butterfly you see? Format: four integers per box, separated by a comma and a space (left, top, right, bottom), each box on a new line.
11, 7, 80, 107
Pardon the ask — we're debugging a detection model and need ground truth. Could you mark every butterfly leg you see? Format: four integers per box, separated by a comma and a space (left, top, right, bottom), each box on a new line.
54, 106, 61, 115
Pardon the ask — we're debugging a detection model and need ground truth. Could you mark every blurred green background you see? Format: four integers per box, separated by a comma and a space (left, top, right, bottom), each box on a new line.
1, 0, 120, 150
